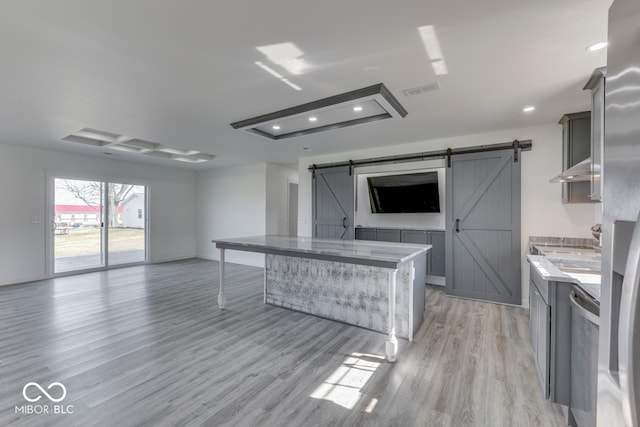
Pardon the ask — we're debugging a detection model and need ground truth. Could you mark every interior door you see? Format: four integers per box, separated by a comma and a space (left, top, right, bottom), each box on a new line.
445, 149, 521, 304
312, 166, 354, 240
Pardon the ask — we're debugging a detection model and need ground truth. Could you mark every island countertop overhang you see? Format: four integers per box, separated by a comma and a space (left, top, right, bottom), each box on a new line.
212, 235, 431, 270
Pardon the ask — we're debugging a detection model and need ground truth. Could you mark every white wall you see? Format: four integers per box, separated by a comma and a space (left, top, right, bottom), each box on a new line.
0, 143, 198, 286
196, 163, 268, 267
354, 160, 446, 230
196, 162, 299, 267
298, 124, 601, 307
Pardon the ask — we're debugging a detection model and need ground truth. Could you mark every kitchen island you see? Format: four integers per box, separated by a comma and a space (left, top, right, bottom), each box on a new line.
212, 235, 430, 361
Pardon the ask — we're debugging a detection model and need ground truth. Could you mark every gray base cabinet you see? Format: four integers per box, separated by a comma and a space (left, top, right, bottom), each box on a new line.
529, 265, 572, 406
428, 231, 445, 276
355, 227, 446, 281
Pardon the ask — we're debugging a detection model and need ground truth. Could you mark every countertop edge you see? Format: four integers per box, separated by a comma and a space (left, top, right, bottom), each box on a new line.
527, 254, 600, 302
213, 236, 431, 269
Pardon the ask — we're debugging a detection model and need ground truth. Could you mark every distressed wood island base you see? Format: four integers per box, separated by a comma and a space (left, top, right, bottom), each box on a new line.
213, 235, 430, 361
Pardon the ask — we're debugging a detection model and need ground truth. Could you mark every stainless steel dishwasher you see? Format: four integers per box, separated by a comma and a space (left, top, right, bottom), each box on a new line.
569, 286, 600, 427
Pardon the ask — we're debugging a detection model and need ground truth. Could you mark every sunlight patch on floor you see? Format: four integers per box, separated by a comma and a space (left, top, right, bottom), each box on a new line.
310, 352, 384, 410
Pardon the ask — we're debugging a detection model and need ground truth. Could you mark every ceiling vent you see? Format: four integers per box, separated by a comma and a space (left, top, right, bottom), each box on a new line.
402, 82, 441, 97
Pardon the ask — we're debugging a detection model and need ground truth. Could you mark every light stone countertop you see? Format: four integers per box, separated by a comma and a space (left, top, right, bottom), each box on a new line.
527, 254, 601, 301
213, 235, 431, 269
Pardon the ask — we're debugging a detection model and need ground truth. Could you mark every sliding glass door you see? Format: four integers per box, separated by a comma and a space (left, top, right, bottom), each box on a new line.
52, 178, 146, 274
107, 183, 146, 266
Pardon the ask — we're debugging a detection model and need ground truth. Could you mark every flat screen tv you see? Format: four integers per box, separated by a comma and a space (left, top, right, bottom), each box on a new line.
367, 171, 440, 213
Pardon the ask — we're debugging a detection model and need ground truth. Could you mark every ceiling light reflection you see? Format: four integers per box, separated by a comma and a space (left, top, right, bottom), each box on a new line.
418, 25, 449, 76
256, 42, 310, 76
586, 41, 608, 52
255, 61, 303, 91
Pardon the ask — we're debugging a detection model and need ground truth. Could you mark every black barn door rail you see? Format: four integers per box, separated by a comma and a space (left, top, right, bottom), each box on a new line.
307, 139, 531, 172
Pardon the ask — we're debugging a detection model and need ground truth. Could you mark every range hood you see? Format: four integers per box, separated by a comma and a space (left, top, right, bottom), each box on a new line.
549, 158, 592, 183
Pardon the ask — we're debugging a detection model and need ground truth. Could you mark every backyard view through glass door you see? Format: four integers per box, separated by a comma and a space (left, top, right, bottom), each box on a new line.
108, 183, 145, 265
53, 178, 146, 274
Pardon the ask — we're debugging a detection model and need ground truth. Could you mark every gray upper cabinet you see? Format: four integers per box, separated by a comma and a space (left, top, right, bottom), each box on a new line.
584, 67, 606, 202
559, 112, 594, 204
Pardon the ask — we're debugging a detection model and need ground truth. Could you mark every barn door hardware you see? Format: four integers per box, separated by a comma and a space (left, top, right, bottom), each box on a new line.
512, 140, 520, 162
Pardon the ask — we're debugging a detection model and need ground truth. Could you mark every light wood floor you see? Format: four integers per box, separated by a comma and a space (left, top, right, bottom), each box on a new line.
0, 259, 566, 426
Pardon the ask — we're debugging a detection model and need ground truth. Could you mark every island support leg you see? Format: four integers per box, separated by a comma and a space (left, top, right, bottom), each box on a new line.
218, 248, 226, 309
386, 268, 398, 362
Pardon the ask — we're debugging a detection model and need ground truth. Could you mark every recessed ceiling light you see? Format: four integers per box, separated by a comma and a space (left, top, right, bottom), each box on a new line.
230, 83, 408, 140
586, 41, 608, 52
272, 125, 281, 130
353, 106, 363, 112
523, 106, 535, 113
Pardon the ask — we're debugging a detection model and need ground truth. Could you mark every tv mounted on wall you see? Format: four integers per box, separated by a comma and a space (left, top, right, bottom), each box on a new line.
367, 171, 440, 213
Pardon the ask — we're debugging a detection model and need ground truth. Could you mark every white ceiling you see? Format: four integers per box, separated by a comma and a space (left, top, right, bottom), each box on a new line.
1, 0, 610, 170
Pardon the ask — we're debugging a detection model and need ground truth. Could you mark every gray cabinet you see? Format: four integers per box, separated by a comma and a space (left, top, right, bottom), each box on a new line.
584, 67, 606, 202
355, 228, 376, 241
400, 229, 428, 245
559, 112, 594, 204
355, 227, 446, 281
428, 231, 445, 277
376, 229, 401, 242
529, 265, 572, 406
529, 273, 550, 396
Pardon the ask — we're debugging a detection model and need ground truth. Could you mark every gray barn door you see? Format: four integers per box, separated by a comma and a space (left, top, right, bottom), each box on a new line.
312, 166, 354, 240
445, 149, 521, 304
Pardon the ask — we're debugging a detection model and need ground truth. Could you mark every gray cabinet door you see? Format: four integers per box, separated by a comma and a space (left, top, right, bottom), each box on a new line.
535, 286, 551, 398
589, 77, 604, 201
376, 229, 401, 242
355, 228, 376, 241
428, 231, 445, 276
401, 230, 429, 281
446, 149, 521, 304
312, 166, 354, 240
401, 230, 428, 245
560, 112, 593, 203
